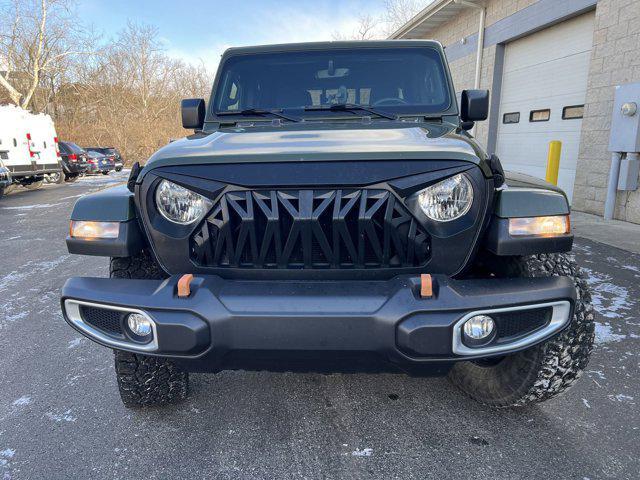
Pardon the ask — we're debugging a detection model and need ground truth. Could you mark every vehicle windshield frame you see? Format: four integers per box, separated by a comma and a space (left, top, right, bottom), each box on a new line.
206, 44, 458, 123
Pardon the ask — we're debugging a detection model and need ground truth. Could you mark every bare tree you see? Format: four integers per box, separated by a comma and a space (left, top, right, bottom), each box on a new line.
332, 14, 381, 41
332, 0, 428, 40
55, 22, 213, 163
381, 0, 426, 36
0, 0, 91, 110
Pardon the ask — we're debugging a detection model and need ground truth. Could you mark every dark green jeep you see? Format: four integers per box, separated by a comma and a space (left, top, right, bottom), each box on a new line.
61, 41, 594, 408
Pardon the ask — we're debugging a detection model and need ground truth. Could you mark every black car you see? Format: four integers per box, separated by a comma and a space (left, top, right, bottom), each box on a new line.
61, 41, 593, 409
58, 141, 89, 182
85, 147, 124, 172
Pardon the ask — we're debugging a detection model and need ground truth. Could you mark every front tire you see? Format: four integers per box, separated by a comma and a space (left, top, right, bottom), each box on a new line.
448, 253, 595, 407
64, 173, 78, 183
110, 251, 189, 408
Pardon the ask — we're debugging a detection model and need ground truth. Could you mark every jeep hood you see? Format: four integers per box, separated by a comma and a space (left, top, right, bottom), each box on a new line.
141, 122, 482, 177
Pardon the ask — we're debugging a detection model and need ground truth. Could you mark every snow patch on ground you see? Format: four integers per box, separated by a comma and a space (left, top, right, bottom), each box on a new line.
582, 398, 591, 408
46, 409, 76, 422
594, 323, 627, 344
351, 448, 373, 457
580, 267, 636, 344
608, 394, 635, 404
1, 202, 62, 211
12, 396, 31, 407
0, 449, 15, 468
582, 268, 634, 319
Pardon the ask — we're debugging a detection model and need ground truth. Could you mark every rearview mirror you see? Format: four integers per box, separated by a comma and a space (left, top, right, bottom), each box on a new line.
181, 98, 205, 130
460, 89, 489, 122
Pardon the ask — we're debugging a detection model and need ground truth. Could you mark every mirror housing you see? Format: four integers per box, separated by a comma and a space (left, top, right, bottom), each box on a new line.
181, 98, 205, 130
460, 89, 489, 122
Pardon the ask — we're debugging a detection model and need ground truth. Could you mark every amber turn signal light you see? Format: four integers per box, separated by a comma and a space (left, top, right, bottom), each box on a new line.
69, 220, 120, 239
508, 216, 570, 237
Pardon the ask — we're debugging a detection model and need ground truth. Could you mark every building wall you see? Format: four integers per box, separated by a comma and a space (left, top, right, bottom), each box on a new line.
407, 0, 640, 223
572, 0, 640, 223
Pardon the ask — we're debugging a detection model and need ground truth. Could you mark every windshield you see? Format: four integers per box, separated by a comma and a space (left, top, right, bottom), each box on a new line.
212, 47, 452, 118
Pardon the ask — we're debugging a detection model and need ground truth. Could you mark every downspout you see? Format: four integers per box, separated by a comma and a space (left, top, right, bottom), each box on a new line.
454, 0, 486, 137
604, 152, 622, 220
454, 0, 486, 89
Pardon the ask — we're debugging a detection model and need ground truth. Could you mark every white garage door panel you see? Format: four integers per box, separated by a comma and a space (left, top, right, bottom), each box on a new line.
496, 12, 595, 202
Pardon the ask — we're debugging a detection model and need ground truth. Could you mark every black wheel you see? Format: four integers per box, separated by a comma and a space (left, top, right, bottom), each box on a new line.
0, 187, 4, 199
64, 173, 78, 183
448, 253, 595, 407
110, 251, 189, 408
102, 171, 109, 175
116, 167, 123, 172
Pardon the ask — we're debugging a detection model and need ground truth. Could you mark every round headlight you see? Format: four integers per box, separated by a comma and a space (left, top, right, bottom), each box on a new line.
417, 173, 473, 222
155, 179, 212, 224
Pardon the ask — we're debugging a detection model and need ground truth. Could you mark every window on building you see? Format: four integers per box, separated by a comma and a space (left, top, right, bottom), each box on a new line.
13, 138, 17, 147
529, 109, 550, 122
562, 105, 584, 120
502, 112, 520, 124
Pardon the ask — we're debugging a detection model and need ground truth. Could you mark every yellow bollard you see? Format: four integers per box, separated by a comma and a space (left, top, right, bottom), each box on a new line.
545, 140, 562, 185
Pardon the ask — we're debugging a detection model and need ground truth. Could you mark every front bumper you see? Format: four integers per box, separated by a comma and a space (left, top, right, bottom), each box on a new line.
61, 274, 576, 373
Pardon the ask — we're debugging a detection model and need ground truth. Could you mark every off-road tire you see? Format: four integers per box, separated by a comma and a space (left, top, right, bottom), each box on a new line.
448, 253, 595, 407
64, 173, 78, 183
110, 251, 189, 408
114, 350, 189, 408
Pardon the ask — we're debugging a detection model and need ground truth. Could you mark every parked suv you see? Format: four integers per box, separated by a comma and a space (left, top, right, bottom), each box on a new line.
61, 41, 594, 409
58, 141, 89, 182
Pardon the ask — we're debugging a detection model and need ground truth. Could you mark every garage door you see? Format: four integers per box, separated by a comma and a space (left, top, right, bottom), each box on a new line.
495, 12, 595, 201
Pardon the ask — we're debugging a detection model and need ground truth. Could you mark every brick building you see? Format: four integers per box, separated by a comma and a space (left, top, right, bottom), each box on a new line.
391, 0, 640, 223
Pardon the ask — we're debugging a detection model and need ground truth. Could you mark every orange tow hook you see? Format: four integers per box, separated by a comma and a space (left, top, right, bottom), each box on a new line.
177, 274, 194, 298
420, 274, 433, 298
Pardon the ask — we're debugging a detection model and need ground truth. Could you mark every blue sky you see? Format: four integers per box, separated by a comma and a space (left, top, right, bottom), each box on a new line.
77, 0, 392, 69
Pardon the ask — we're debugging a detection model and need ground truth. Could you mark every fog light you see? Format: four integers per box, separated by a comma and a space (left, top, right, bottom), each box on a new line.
126, 313, 153, 340
463, 315, 496, 347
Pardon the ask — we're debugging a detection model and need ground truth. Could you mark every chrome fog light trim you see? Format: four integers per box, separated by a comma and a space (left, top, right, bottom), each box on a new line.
452, 301, 571, 356
63, 299, 158, 352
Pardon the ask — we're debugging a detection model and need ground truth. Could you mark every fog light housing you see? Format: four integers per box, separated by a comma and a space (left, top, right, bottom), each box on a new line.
126, 313, 154, 342
462, 315, 496, 347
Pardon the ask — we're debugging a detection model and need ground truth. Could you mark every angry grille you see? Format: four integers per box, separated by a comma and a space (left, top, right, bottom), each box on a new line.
190, 189, 430, 270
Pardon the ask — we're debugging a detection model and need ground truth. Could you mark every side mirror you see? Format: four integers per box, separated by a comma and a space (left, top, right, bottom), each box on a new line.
460, 89, 489, 122
181, 98, 205, 130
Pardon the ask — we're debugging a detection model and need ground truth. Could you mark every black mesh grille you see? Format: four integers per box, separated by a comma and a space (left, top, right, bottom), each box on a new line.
495, 307, 552, 340
190, 189, 431, 270
80, 306, 123, 335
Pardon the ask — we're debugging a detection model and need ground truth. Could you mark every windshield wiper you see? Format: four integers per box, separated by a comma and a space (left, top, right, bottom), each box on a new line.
304, 103, 397, 120
215, 108, 300, 122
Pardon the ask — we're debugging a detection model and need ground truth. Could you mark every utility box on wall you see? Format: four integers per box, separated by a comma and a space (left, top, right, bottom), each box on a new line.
608, 82, 640, 153
608, 82, 640, 192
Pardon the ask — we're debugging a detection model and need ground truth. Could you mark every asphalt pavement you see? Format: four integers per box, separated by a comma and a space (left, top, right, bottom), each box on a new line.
0, 174, 638, 480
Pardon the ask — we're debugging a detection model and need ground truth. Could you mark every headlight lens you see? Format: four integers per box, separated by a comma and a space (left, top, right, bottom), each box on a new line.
417, 173, 474, 222
155, 179, 212, 224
